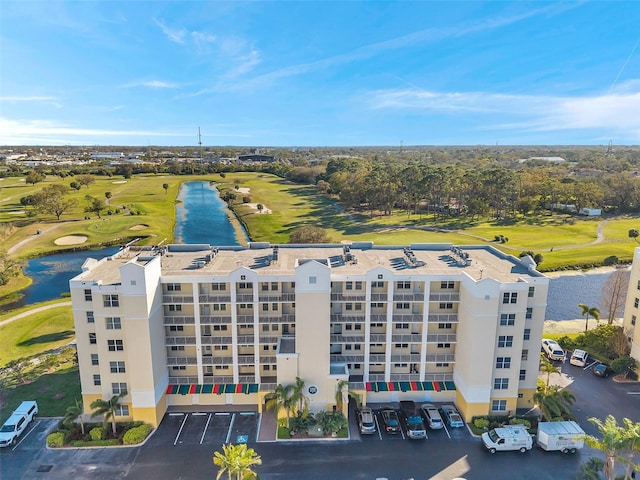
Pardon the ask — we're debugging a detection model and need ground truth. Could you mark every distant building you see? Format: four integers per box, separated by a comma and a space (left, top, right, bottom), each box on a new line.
238, 154, 275, 163
578, 208, 602, 216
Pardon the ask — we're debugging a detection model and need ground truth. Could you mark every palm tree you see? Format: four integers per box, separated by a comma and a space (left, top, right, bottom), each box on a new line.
579, 303, 600, 333
335, 379, 360, 414
531, 385, 575, 421
265, 383, 295, 427
213, 443, 262, 480
539, 353, 561, 387
63, 398, 85, 435
291, 377, 309, 417
90, 393, 126, 436
582, 415, 633, 480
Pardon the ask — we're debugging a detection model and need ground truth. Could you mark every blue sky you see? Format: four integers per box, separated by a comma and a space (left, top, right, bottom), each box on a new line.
1, 1, 639, 146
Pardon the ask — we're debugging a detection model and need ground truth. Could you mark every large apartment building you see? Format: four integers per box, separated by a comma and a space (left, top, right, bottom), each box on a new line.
622, 247, 640, 365
70, 242, 549, 427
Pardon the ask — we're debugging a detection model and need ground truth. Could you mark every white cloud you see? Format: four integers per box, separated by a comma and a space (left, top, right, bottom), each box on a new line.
0, 96, 62, 108
124, 80, 179, 89
153, 18, 186, 44
366, 86, 640, 140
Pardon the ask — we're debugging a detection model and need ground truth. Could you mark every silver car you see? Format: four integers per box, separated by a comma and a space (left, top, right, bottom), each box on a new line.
440, 405, 464, 428
420, 403, 444, 430
358, 407, 376, 434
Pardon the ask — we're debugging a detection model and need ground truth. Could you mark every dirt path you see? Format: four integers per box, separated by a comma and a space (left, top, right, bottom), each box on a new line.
6, 223, 67, 255
0, 301, 72, 327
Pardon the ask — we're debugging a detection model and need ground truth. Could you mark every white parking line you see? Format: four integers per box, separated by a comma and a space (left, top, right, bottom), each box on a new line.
225, 413, 237, 444
215, 412, 230, 416
442, 423, 451, 439
192, 412, 207, 416
11, 420, 40, 451
169, 413, 185, 416
627, 392, 640, 395
583, 360, 598, 371
174, 413, 189, 446
375, 414, 382, 440
200, 413, 212, 445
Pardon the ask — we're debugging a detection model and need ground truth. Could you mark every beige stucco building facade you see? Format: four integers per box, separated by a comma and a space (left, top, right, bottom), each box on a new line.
70, 242, 549, 427
622, 247, 640, 365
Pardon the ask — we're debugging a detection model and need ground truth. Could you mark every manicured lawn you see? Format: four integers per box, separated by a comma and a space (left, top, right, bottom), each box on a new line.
0, 366, 81, 424
0, 301, 74, 366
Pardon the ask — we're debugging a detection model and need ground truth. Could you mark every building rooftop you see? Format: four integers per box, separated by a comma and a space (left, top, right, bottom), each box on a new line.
73, 242, 543, 286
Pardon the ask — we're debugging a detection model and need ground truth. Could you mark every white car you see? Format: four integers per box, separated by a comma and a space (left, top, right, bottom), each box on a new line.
541, 339, 565, 361
570, 349, 589, 367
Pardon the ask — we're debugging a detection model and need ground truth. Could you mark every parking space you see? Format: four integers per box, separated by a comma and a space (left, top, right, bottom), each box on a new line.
149, 410, 259, 448
356, 403, 471, 442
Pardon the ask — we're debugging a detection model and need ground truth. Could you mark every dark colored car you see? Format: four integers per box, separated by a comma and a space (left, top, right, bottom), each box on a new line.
380, 408, 401, 433
592, 363, 613, 378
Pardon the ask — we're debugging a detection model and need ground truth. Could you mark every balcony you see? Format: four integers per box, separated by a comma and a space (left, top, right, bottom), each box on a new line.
429, 292, 460, 302
200, 315, 232, 325
427, 313, 459, 323
368, 354, 386, 362
200, 336, 233, 345
330, 334, 365, 343
369, 333, 387, 342
236, 335, 254, 344
165, 336, 196, 346
238, 375, 256, 383
236, 315, 254, 325
330, 314, 366, 323
392, 293, 424, 301
259, 314, 295, 323
258, 293, 295, 302
202, 375, 234, 383
426, 333, 457, 343
391, 314, 423, 323
167, 357, 198, 365
235, 294, 254, 302
370, 314, 387, 322
330, 354, 365, 362
330, 293, 366, 302
163, 316, 195, 325
259, 356, 277, 363
391, 333, 422, 342
390, 354, 422, 362
371, 293, 388, 301
201, 356, 233, 365
168, 376, 199, 384
163, 295, 194, 304
199, 294, 231, 303
425, 353, 456, 363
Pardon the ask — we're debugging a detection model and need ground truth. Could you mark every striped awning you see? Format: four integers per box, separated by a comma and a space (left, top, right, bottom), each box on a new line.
365, 381, 456, 393
165, 384, 259, 395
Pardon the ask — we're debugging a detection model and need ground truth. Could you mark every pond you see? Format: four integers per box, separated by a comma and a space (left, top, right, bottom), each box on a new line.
4, 181, 245, 309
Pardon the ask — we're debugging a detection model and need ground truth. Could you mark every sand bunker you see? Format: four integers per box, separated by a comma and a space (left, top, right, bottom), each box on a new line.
129, 224, 149, 231
236, 187, 251, 194
112, 180, 127, 184
246, 203, 272, 214
54, 235, 88, 246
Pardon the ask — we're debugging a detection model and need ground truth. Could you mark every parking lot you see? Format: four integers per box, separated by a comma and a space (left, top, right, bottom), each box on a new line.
357, 403, 471, 442
146, 410, 261, 448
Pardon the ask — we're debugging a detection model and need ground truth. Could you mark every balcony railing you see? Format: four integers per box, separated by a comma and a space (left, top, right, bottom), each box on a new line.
199, 294, 232, 303
235, 294, 254, 302
201, 376, 234, 384
163, 295, 194, 304
391, 334, 422, 342
201, 356, 233, 365
165, 336, 196, 346
330, 293, 367, 302
429, 292, 460, 302
167, 357, 198, 365
200, 315, 232, 324
425, 353, 456, 363
426, 333, 457, 343
258, 293, 295, 302
427, 313, 459, 323
238, 375, 256, 383
200, 336, 233, 345
330, 314, 366, 323
258, 314, 295, 323
236, 335, 254, 344
371, 293, 388, 301
330, 334, 365, 343
163, 316, 195, 325
168, 376, 199, 384
368, 354, 387, 362
390, 354, 422, 362
391, 314, 423, 322
392, 293, 424, 301
369, 333, 387, 342
330, 354, 365, 362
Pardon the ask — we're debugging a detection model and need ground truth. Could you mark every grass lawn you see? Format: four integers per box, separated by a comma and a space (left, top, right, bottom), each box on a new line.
0, 301, 74, 366
0, 366, 81, 424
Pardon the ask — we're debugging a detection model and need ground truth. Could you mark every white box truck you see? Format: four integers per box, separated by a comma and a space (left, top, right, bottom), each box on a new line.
482, 425, 533, 453
536, 421, 585, 454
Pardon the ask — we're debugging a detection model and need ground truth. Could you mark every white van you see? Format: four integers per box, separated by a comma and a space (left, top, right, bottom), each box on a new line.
482, 425, 533, 453
570, 349, 588, 367
0, 413, 29, 447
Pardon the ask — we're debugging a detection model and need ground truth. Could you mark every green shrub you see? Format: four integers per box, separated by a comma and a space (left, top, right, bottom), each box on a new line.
89, 427, 104, 441
603, 255, 619, 266
47, 432, 65, 448
474, 418, 489, 429
509, 418, 531, 429
277, 426, 291, 439
123, 424, 153, 445
71, 439, 119, 447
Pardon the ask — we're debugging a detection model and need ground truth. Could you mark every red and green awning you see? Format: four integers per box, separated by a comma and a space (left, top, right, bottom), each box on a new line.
365, 381, 456, 393
165, 384, 259, 395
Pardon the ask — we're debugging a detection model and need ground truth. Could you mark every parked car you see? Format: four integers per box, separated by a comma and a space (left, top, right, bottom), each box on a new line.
380, 408, 401, 434
420, 403, 444, 430
592, 363, 613, 378
0, 400, 37, 448
570, 349, 589, 367
440, 404, 464, 428
399, 401, 426, 439
357, 407, 376, 435
541, 339, 565, 361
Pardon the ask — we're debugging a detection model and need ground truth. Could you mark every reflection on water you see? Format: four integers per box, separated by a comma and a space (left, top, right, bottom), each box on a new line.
174, 181, 247, 245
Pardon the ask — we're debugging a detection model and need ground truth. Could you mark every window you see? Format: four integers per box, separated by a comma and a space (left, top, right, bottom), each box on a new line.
396, 302, 410, 310
115, 405, 129, 416
213, 345, 228, 351
108, 339, 124, 351
632, 315, 637, 326
84, 289, 93, 301
345, 345, 352, 351
372, 281, 384, 288
396, 281, 410, 289
238, 282, 253, 289
528, 286, 535, 298
91, 354, 99, 366
525, 307, 533, 320
346, 281, 353, 290
238, 303, 253, 309
271, 282, 278, 291
438, 323, 452, 329
441, 281, 454, 289
261, 283, 269, 291
168, 305, 182, 312
86, 311, 94, 323
346, 304, 353, 311
262, 304, 269, 311
271, 324, 278, 331
170, 345, 185, 351
211, 283, 226, 291
93, 374, 101, 386
106, 317, 122, 330
439, 302, 453, 309
395, 323, 409, 329
437, 343, 451, 348
499, 314, 516, 326
167, 283, 181, 291
169, 325, 184, 332
110, 361, 126, 373
346, 324, 353, 330
496, 357, 511, 369
309, 276, 317, 285
355, 281, 363, 290
172, 366, 186, 371
521, 349, 529, 361
435, 362, 450, 367
497, 335, 513, 348
395, 343, 408, 348
103, 294, 119, 308
89, 333, 97, 345
502, 292, 517, 304
354, 344, 361, 350
354, 323, 362, 330
111, 383, 127, 395
635, 298, 639, 309
494, 378, 509, 390
213, 325, 227, 331
637, 280, 640, 291
491, 400, 507, 412
523, 329, 531, 341
519, 369, 526, 381
212, 304, 226, 311
371, 302, 384, 308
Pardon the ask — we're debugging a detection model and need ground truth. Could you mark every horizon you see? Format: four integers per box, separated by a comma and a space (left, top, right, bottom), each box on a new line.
1, 1, 639, 146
